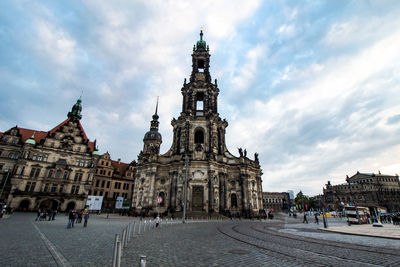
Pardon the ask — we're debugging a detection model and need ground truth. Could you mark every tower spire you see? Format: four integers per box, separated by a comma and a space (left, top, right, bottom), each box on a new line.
155, 96, 159, 116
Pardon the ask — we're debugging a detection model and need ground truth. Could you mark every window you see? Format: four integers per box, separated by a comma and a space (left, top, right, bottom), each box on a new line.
59, 184, 64, 193
96, 180, 100, 187
108, 171, 111, 176
101, 180, 105, 188
24, 151, 30, 159
77, 146, 81, 152
12, 139, 17, 144
107, 181, 110, 188
8, 152, 18, 159
54, 169, 62, 179
43, 154, 48, 162
105, 192, 108, 198
20, 166, 25, 175
50, 142, 54, 148
63, 171, 69, 180
194, 129, 204, 144
25, 182, 31, 192
37, 154, 43, 161
99, 191, 103, 196
48, 170, 54, 178
94, 190, 97, 196
113, 192, 117, 199
74, 172, 83, 182
71, 185, 79, 194
51, 184, 57, 193
197, 59, 205, 72
43, 183, 49, 192
32, 153, 37, 160
29, 168, 41, 178
195, 92, 204, 115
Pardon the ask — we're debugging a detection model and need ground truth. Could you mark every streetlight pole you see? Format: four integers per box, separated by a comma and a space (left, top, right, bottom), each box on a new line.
182, 155, 189, 223
346, 175, 360, 224
319, 194, 328, 228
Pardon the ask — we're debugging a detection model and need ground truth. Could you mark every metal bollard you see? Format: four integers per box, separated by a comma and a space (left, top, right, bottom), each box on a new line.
144, 220, 147, 232
115, 241, 122, 267
138, 221, 141, 234
133, 221, 136, 236
127, 223, 131, 242
121, 228, 127, 250
112, 234, 119, 267
140, 255, 147, 267
124, 226, 129, 247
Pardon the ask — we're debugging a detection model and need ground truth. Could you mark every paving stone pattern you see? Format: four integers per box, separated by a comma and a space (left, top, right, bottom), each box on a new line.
1, 213, 399, 266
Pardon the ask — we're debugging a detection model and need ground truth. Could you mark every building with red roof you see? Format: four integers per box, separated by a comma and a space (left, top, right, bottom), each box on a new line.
0, 99, 100, 211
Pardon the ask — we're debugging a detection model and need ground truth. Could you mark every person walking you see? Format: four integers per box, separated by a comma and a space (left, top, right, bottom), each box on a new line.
155, 215, 160, 229
83, 210, 89, 227
67, 209, 75, 228
303, 212, 308, 224
314, 213, 319, 224
35, 209, 41, 221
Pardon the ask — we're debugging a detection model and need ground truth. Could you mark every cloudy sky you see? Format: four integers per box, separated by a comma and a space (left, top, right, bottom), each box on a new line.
1, 0, 400, 196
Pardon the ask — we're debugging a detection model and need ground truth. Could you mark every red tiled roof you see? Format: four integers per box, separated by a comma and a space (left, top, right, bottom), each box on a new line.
111, 160, 130, 177
16, 128, 47, 143
2, 118, 95, 152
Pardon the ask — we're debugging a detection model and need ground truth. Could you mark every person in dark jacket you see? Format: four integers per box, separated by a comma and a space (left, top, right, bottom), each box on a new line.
67, 209, 75, 228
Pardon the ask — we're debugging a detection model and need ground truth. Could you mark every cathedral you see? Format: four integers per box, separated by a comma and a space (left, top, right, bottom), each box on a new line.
132, 31, 263, 217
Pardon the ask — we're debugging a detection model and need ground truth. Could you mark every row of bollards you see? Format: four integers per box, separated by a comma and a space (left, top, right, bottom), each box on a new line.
112, 217, 227, 266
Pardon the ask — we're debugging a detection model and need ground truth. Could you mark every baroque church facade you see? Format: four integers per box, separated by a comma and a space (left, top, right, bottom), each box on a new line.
0, 99, 99, 211
132, 31, 263, 217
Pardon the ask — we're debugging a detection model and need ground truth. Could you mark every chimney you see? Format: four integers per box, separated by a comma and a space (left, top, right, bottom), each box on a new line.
118, 158, 121, 164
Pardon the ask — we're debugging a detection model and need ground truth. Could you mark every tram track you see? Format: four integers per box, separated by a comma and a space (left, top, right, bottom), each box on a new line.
217, 222, 400, 267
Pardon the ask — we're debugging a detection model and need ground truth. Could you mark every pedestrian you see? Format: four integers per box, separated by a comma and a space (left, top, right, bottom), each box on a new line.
314, 213, 319, 224
48, 209, 53, 221
35, 209, 41, 221
67, 209, 75, 228
303, 212, 308, 224
83, 210, 89, 227
155, 215, 160, 229
52, 209, 57, 220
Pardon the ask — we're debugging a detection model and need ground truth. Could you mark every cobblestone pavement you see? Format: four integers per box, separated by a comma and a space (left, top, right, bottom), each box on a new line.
1, 213, 399, 266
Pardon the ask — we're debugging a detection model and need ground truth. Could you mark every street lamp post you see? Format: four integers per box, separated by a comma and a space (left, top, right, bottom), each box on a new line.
319, 195, 328, 228
346, 175, 360, 224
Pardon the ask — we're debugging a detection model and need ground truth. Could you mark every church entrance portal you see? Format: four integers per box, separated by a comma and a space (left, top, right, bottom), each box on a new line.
192, 186, 203, 211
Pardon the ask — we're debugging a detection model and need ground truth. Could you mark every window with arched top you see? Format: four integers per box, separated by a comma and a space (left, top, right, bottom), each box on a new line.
196, 92, 204, 116
194, 129, 204, 144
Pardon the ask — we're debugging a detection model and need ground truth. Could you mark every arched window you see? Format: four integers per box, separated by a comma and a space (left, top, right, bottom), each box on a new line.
158, 192, 165, 207
194, 129, 204, 144
197, 59, 205, 72
196, 92, 204, 116
231, 193, 237, 208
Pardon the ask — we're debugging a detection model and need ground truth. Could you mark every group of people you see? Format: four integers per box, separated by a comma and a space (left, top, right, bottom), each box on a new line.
35, 208, 57, 221
67, 209, 89, 228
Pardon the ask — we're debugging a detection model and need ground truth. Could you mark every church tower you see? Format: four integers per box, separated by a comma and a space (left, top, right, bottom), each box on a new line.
133, 31, 263, 218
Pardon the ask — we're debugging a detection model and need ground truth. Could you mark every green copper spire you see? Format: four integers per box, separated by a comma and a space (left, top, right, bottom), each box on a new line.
196, 30, 207, 50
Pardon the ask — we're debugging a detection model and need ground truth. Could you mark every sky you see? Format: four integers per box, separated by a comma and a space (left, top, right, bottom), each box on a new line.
1, 0, 400, 196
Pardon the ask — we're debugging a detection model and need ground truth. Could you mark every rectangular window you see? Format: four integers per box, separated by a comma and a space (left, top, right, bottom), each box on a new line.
96, 180, 100, 187
63, 171, 69, 180
114, 182, 118, 189
35, 168, 40, 178
20, 166, 25, 175
75, 186, 80, 194
51, 184, 57, 193
113, 192, 117, 199
43, 154, 48, 162
30, 182, 36, 192
99, 191, 103, 196
107, 181, 110, 188
25, 182, 31, 192
59, 184, 64, 193
101, 180, 105, 188
24, 151, 30, 159
37, 154, 43, 161
71, 186, 76, 194
43, 183, 49, 192
32, 153, 37, 160
30, 168, 36, 178
105, 192, 108, 198
94, 190, 97, 196
48, 170, 54, 178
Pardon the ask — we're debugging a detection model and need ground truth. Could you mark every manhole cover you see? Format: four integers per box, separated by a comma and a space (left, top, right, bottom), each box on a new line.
229, 249, 250, 255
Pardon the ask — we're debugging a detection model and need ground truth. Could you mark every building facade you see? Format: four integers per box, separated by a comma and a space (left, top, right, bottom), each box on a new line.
90, 152, 136, 210
0, 99, 99, 211
262, 192, 290, 212
132, 31, 263, 217
323, 172, 400, 212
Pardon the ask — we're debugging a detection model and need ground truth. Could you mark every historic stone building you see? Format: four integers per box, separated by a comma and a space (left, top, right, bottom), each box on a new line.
0, 99, 99, 211
262, 192, 290, 212
323, 171, 400, 212
132, 31, 263, 217
91, 152, 136, 210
